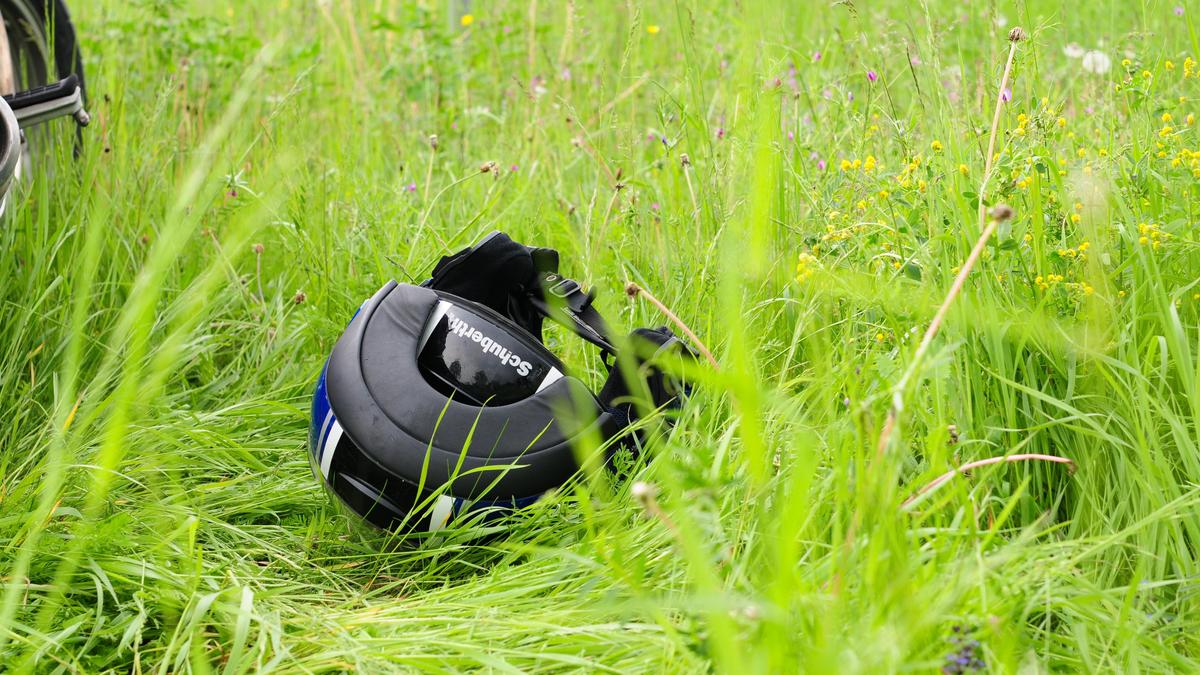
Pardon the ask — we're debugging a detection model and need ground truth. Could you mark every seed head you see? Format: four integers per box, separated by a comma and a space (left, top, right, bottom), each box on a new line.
292, 290, 307, 304
428, 134, 439, 150
480, 160, 498, 174
990, 204, 1015, 223
680, 153, 691, 168
631, 481, 656, 502
1008, 26, 1026, 43
253, 243, 264, 254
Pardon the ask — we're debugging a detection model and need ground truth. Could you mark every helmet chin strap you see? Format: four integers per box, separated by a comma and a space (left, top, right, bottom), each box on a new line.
528, 271, 617, 355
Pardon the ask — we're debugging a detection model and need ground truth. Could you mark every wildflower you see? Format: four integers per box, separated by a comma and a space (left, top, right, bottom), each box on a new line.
795, 252, 818, 283
1057, 117, 1067, 128
1063, 43, 1085, 59
1166, 60, 1176, 71
1118, 290, 1127, 297
1071, 213, 1081, 223
840, 158, 853, 171
863, 155, 877, 171
867, 70, 878, 82
1001, 88, 1012, 102
931, 140, 944, 152
875, 332, 885, 342
647, 24, 661, 35
1122, 58, 1133, 69
460, 14, 474, 26
406, 182, 417, 192
1163, 112, 1173, 123
1188, 113, 1195, 125
1177, 6, 1186, 16
958, 163, 968, 175
812, 51, 822, 62
510, 164, 520, 172
1082, 51, 1113, 74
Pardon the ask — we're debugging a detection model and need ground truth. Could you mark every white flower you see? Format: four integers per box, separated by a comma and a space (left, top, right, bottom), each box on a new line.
995, 14, 1008, 28
1063, 43, 1085, 59
1081, 50, 1112, 75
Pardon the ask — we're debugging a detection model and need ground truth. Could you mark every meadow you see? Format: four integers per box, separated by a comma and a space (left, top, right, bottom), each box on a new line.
2, 0, 1200, 671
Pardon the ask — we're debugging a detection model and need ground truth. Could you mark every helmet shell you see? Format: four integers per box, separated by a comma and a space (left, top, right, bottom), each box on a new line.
307, 281, 617, 531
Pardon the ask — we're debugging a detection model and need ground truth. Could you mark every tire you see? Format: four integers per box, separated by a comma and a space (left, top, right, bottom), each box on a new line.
0, 0, 84, 196
0, 0, 84, 98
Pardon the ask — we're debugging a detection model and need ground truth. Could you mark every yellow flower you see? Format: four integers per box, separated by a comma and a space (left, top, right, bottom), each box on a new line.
647, 24, 660, 34
840, 159, 852, 171
1122, 58, 1132, 69
1142, 70, 1153, 79
1073, 202, 1083, 211
1118, 290, 1126, 298
1188, 113, 1196, 126
460, 14, 475, 26
1017, 113, 1029, 125
1163, 112, 1174, 123
1057, 117, 1067, 128
1166, 60, 1176, 71
1013, 126, 1026, 137
875, 332, 885, 342
864, 155, 877, 171
931, 140, 943, 152
1160, 125, 1174, 137
958, 163, 969, 175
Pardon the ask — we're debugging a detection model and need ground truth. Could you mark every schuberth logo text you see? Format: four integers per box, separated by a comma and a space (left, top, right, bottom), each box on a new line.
446, 312, 534, 376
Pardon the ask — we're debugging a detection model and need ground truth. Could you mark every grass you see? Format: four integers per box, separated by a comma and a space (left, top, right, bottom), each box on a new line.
2, 0, 1200, 671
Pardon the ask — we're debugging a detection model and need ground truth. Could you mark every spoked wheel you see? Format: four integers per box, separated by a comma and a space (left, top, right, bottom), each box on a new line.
0, 0, 84, 213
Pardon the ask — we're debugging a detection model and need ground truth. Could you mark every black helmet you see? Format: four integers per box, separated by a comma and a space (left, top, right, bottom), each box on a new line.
308, 232, 693, 532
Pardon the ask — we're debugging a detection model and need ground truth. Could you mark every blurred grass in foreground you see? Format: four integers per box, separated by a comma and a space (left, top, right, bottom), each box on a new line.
2, 0, 1200, 671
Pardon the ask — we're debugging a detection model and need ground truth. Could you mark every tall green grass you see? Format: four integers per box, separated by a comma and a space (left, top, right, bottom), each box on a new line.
2, 0, 1199, 671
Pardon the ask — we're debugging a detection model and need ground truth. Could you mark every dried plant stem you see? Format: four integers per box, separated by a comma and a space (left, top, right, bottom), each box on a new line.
683, 165, 699, 219
876, 32, 1023, 458
900, 453, 1075, 508
625, 282, 718, 369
